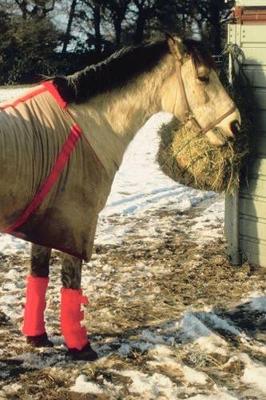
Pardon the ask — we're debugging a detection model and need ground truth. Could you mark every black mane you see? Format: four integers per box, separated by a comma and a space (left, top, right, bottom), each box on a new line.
52, 38, 214, 104
183, 38, 216, 69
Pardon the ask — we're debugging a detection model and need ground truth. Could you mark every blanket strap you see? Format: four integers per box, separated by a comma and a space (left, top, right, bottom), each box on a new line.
4, 81, 83, 234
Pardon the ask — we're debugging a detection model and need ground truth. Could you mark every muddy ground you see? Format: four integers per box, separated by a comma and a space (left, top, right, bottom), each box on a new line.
0, 198, 265, 399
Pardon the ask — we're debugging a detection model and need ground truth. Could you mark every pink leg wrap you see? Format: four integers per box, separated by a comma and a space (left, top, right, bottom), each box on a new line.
22, 275, 49, 336
60, 288, 89, 350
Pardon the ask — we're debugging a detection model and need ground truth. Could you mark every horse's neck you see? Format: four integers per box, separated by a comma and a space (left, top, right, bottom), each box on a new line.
68, 59, 173, 176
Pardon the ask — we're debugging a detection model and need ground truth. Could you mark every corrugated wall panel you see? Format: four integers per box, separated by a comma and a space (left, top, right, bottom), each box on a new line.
226, 22, 266, 267
243, 67, 266, 87
240, 239, 266, 265
250, 133, 266, 156
240, 25, 266, 43
241, 179, 266, 197
240, 217, 266, 240
240, 197, 266, 218
239, 48, 266, 65
252, 111, 266, 130
249, 88, 266, 109
242, 159, 266, 177
237, 1, 266, 6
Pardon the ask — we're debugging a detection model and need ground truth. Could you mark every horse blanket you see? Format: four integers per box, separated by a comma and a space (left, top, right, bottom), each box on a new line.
0, 83, 111, 259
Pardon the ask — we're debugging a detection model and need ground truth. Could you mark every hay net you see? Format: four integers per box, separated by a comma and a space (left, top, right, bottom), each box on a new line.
157, 45, 250, 194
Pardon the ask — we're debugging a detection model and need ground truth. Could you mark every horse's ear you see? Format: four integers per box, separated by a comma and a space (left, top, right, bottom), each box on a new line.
165, 33, 185, 61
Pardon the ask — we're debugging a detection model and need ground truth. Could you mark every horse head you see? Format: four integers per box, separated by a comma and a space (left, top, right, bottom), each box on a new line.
161, 35, 241, 146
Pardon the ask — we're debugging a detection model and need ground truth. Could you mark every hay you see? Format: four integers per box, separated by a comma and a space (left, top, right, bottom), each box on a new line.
157, 117, 248, 193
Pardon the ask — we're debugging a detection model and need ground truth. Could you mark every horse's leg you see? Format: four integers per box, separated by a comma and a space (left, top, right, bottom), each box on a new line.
22, 244, 53, 347
60, 253, 98, 361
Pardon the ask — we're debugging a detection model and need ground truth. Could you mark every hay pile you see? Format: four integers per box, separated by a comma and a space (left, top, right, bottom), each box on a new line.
157, 117, 248, 193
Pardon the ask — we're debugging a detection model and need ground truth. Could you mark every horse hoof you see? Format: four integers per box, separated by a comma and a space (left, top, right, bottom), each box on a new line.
68, 343, 98, 361
26, 332, 54, 348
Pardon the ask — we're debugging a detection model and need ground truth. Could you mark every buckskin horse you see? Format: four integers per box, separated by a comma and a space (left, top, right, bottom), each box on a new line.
0, 36, 240, 360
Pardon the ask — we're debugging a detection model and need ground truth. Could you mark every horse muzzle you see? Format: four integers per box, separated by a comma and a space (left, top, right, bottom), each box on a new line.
205, 109, 241, 147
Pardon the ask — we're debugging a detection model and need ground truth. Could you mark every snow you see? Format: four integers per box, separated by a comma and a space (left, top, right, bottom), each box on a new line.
70, 374, 104, 394
1, 383, 22, 395
245, 294, 266, 312
188, 394, 238, 400
240, 354, 266, 394
182, 365, 208, 385
118, 370, 179, 399
190, 199, 224, 243
179, 312, 228, 350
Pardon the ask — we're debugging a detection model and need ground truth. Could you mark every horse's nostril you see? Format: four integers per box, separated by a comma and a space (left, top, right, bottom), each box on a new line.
230, 120, 241, 136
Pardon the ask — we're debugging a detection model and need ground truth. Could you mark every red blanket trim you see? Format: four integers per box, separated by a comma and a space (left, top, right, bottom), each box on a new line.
2, 81, 82, 234
5, 123, 83, 234
42, 81, 67, 108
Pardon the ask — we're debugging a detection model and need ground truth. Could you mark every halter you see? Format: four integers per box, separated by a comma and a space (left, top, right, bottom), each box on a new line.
175, 58, 237, 135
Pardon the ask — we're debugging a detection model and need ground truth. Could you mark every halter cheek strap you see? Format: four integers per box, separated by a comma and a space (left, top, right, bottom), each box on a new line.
175, 60, 237, 135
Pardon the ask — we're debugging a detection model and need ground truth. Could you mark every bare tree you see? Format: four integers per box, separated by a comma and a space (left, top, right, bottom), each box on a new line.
62, 0, 78, 55
14, 0, 56, 19
76, 0, 105, 53
191, 0, 234, 53
105, 0, 131, 46
132, 0, 155, 44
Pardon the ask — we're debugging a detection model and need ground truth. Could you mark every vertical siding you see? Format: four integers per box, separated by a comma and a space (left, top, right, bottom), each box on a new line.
226, 23, 266, 267
236, 1, 266, 6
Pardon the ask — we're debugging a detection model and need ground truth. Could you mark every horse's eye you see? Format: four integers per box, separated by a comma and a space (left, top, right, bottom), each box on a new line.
198, 76, 210, 84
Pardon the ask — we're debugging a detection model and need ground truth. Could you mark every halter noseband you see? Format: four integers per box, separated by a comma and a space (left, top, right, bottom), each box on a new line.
175, 58, 237, 135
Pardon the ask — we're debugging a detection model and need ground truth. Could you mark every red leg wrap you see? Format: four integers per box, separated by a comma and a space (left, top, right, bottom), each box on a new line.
60, 288, 89, 350
22, 275, 49, 336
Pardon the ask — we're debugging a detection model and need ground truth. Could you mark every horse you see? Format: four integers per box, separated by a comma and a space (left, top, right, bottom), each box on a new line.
0, 35, 240, 361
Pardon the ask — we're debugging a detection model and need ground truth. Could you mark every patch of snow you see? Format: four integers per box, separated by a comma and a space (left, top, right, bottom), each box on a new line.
5, 268, 22, 280
240, 353, 266, 394
133, 341, 153, 353
178, 312, 229, 355
118, 343, 131, 356
148, 345, 209, 386
17, 352, 65, 369
119, 370, 179, 400
190, 199, 224, 243
188, 393, 238, 400
195, 336, 228, 356
149, 344, 175, 358
0, 234, 29, 256
2, 383, 22, 395
246, 295, 266, 312
203, 312, 243, 337
2, 282, 17, 291
180, 313, 227, 345
182, 365, 208, 385
141, 329, 165, 344
70, 374, 104, 394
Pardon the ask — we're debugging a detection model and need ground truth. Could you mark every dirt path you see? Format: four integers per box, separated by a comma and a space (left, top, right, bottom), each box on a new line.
0, 198, 265, 399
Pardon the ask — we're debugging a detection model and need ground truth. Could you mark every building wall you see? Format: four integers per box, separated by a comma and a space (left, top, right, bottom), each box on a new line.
236, 0, 266, 6
226, 22, 266, 266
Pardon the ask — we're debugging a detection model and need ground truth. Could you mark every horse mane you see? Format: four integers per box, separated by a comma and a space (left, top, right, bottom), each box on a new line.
52, 38, 214, 104
183, 38, 216, 70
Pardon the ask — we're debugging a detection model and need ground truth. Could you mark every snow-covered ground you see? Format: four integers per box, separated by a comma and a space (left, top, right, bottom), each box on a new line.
0, 87, 265, 400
